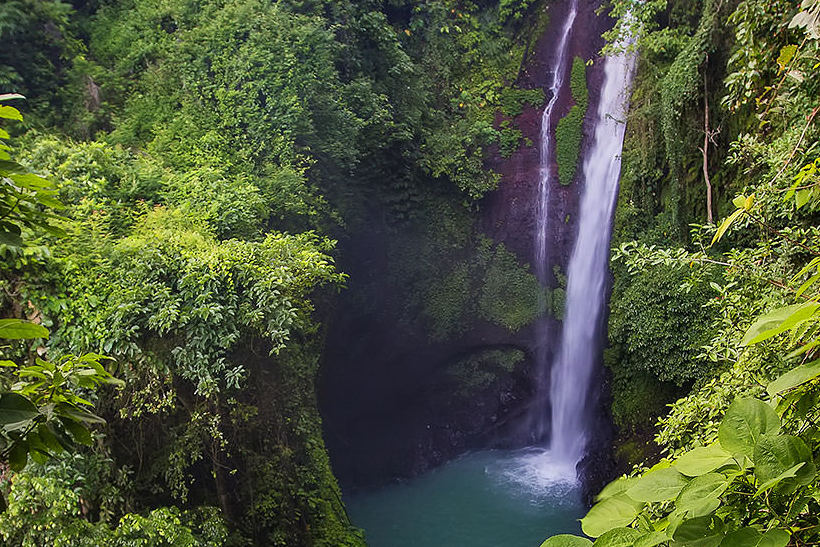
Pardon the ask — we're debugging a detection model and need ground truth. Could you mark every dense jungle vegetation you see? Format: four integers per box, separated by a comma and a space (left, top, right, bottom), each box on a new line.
0, 0, 552, 545
3, 0, 820, 545
546, 0, 820, 545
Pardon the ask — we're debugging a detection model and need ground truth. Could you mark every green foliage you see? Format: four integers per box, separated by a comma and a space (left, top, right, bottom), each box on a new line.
570, 57, 589, 110
499, 0, 539, 22
407, 1, 535, 197
423, 236, 545, 338
561, 380, 820, 545
554, 58, 588, 186
498, 120, 525, 158
658, 0, 724, 175
0, 0, 573, 543
0, 1, 83, 128
0, 469, 228, 546
499, 87, 546, 118
478, 240, 546, 331
0, 99, 65, 246
0, 350, 122, 472
582, 4, 820, 546
608, 264, 713, 386
555, 105, 584, 186
446, 348, 525, 396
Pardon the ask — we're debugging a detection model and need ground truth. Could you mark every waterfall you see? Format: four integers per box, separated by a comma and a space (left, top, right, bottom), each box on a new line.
529, 0, 578, 445
534, 0, 577, 281
548, 46, 637, 467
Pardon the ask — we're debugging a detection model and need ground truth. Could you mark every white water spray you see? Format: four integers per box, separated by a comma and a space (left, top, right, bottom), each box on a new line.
548, 45, 637, 467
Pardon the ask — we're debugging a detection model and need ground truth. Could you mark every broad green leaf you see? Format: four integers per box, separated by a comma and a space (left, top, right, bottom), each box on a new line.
0, 392, 38, 427
676, 474, 729, 517
732, 195, 746, 208
581, 493, 643, 538
29, 446, 49, 465
678, 497, 721, 519
674, 445, 733, 477
796, 188, 812, 209
785, 340, 820, 359
540, 535, 593, 547
8, 172, 52, 190
8, 440, 28, 471
720, 528, 789, 547
741, 302, 820, 346
718, 398, 781, 458
793, 257, 820, 281
626, 467, 688, 502
635, 532, 669, 547
796, 271, 820, 296
753, 434, 816, 488
0, 230, 23, 247
36, 423, 64, 453
754, 463, 804, 496
0, 159, 26, 174
0, 319, 49, 340
673, 515, 725, 547
55, 402, 106, 424
777, 45, 798, 70
0, 128, 9, 139
596, 476, 638, 502
59, 416, 93, 446
767, 360, 820, 396
757, 530, 790, 547
0, 105, 22, 121
720, 527, 762, 546
593, 527, 643, 546
711, 208, 744, 244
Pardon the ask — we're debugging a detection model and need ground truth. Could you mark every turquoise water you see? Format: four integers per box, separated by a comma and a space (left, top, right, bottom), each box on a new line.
346, 448, 585, 547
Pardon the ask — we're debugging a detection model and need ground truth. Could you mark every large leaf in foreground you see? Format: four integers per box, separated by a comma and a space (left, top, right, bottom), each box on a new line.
580, 493, 643, 538
540, 535, 593, 547
0, 392, 38, 428
741, 302, 819, 346
720, 527, 789, 547
753, 434, 816, 488
592, 527, 644, 546
0, 319, 48, 340
626, 467, 688, 502
767, 360, 820, 396
674, 445, 734, 477
718, 398, 780, 458
672, 515, 725, 547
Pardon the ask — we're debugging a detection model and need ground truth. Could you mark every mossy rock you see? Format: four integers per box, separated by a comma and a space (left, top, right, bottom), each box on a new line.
446, 347, 527, 396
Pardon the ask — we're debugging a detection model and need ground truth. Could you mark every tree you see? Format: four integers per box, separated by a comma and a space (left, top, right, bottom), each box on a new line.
0, 96, 122, 510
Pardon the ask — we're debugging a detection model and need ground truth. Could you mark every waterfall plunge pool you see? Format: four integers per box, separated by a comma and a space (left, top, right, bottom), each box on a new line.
345, 448, 585, 547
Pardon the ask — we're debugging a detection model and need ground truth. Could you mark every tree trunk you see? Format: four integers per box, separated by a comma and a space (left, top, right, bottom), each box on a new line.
701, 68, 714, 224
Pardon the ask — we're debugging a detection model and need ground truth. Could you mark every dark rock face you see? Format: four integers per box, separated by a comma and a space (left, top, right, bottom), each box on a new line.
484, 0, 611, 277
320, 0, 619, 496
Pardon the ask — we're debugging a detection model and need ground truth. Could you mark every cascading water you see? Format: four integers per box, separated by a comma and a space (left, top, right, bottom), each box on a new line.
345, 8, 639, 545
547, 45, 637, 467
530, 0, 578, 445
534, 0, 578, 281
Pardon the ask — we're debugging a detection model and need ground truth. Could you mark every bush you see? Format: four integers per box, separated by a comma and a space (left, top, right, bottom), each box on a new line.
555, 105, 584, 186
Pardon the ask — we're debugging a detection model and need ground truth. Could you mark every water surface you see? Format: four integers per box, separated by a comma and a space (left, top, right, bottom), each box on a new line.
346, 449, 584, 547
